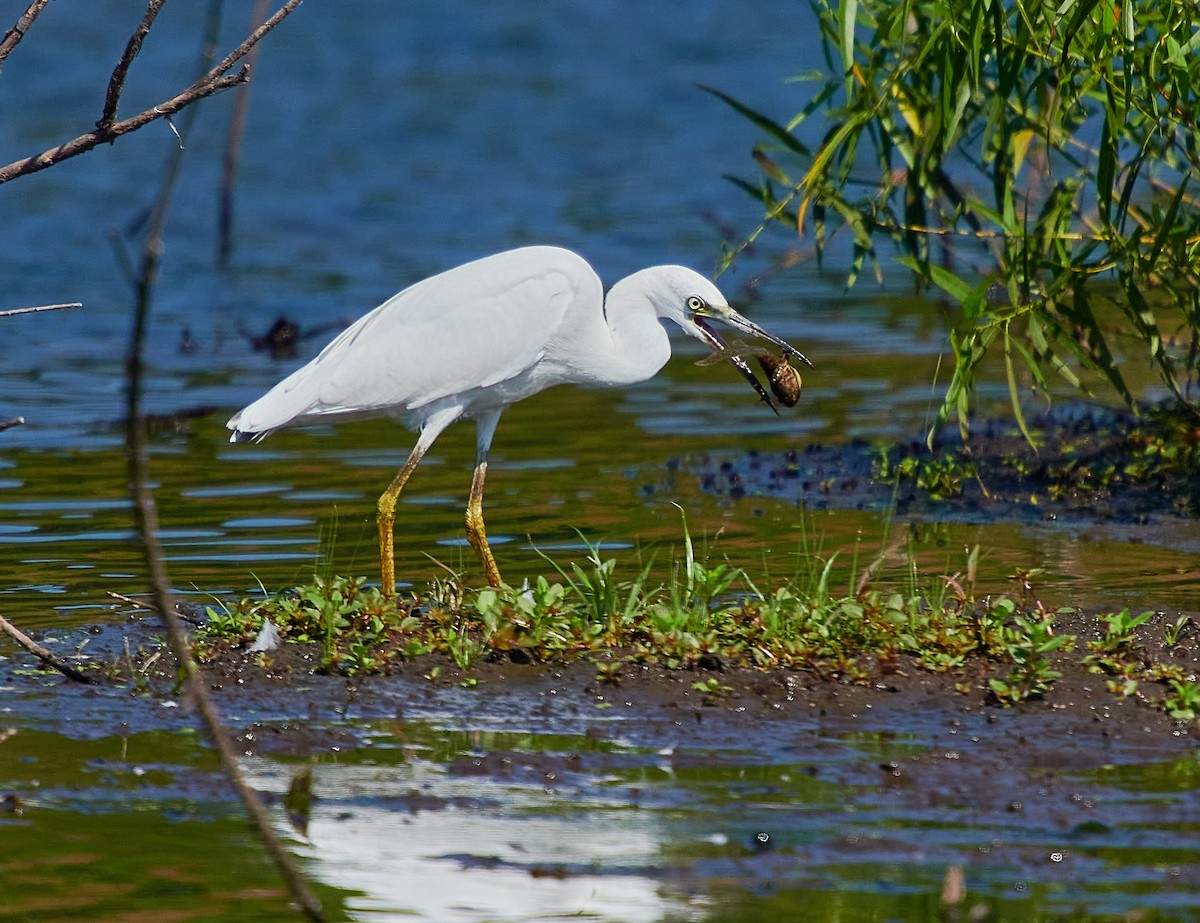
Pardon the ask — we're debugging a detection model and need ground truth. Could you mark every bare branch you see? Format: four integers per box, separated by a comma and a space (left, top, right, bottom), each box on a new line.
98, 0, 167, 133
0, 611, 96, 684
0, 302, 82, 317
0, 0, 51, 68
0, 417, 23, 433
0, 0, 302, 186
201, 0, 300, 90
0, 71, 247, 184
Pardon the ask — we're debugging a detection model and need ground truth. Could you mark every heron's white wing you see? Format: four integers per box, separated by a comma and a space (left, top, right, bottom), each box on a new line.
231, 247, 601, 434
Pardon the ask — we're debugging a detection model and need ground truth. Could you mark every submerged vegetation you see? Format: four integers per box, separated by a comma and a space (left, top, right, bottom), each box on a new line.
719, 0, 1200, 441
191, 524, 1198, 723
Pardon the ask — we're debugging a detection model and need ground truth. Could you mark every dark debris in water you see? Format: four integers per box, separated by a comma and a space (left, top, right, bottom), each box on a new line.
688, 402, 1200, 524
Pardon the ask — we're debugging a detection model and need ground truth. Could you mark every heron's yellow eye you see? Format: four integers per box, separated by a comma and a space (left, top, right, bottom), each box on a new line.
686, 296, 706, 313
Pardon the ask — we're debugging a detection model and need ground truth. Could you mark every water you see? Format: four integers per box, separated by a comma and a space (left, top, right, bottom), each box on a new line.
1, 2, 1198, 921
3, 676, 1199, 921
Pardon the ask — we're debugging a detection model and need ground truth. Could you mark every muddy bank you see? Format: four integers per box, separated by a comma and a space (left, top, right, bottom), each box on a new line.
6, 607, 1195, 756
5, 609, 1200, 920
688, 402, 1200, 524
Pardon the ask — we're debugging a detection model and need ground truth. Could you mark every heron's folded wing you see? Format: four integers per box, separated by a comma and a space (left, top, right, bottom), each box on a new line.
233, 247, 600, 432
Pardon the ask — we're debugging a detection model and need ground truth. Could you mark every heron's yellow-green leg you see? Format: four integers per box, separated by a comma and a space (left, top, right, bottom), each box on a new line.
376, 445, 425, 598
465, 459, 503, 588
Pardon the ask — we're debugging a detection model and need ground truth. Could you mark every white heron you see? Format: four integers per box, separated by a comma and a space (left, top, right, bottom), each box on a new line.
228, 246, 810, 596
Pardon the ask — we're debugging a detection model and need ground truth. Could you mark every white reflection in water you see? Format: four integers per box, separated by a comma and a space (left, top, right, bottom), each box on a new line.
243, 757, 688, 923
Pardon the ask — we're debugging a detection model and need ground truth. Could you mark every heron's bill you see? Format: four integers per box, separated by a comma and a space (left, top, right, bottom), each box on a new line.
693, 308, 810, 413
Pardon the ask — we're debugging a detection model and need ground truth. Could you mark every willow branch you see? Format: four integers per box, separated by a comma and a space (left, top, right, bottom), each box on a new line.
0, 0, 302, 186
0, 612, 96, 684
0, 0, 51, 68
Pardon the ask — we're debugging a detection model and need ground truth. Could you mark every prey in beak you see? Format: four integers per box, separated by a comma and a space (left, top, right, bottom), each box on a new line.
688, 299, 811, 413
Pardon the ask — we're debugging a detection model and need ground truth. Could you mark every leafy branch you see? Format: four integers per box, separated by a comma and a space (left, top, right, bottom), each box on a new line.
718, 0, 1200, 442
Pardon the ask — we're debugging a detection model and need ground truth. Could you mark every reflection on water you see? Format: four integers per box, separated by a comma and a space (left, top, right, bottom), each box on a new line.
6, 711, 1194, 923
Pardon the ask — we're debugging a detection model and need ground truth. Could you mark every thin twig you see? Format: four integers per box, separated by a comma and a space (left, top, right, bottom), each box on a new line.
117, 0, 225, 251
98, 0, 167, 133
0, 0, 51, 68
0, 417, 24, 433
0, 611, 96, 684
0, 0, 302, 185
107, 590, 154, 609
0, 72, 247, 184
0, 302, 82, 317
202, 0, 299, 88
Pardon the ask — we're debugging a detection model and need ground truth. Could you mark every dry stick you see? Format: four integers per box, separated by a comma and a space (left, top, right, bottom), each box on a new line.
99, 0, 167, 132
0, 303, 82, 317
0, 417, 24, 433
0, 0, 302, 186
119, 24, 323, 923
0, 612, 96, 684
218, 0, 271, 269
107, 590, 155, 609
0, 72, 246, 185
0, 0, 51, 68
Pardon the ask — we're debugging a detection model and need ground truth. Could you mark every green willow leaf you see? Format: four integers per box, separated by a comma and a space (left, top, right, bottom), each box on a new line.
701, 86, 811, 157
723, 0, 1200, 439
1003, 324, 1036, 448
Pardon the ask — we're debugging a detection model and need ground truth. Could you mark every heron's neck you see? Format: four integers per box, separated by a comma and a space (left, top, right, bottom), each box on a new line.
588, 274, 673, 385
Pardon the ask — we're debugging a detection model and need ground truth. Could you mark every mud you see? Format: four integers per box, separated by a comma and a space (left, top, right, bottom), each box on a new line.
16, 602, 1193, 767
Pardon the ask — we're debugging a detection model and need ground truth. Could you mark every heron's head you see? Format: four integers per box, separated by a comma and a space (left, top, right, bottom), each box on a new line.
646, 266, 812, 410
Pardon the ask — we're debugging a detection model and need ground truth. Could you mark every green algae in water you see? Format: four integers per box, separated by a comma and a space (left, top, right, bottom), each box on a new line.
0, 728, 352, 921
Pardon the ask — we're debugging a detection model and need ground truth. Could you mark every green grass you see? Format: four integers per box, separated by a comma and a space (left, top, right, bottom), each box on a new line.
189, 521, 1193, 724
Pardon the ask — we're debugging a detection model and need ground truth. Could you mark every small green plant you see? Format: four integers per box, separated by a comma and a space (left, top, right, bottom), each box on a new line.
874, 451, 975, 499
445, 622, 483, 670
538, 535, 656, 637
691, 677, 734, 697
593, 660, 623, 685
988, 615, 1075, 706
1091, 609, 1155, 655
1084, 608, 1154, 678
1163, 616, 1192, 650
1162, 680, 1200, 722
194, 575, 411, 675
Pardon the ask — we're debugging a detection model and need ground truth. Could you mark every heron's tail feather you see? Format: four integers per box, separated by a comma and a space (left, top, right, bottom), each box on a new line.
226, 406, 275, 443
228, 427, 264, 444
